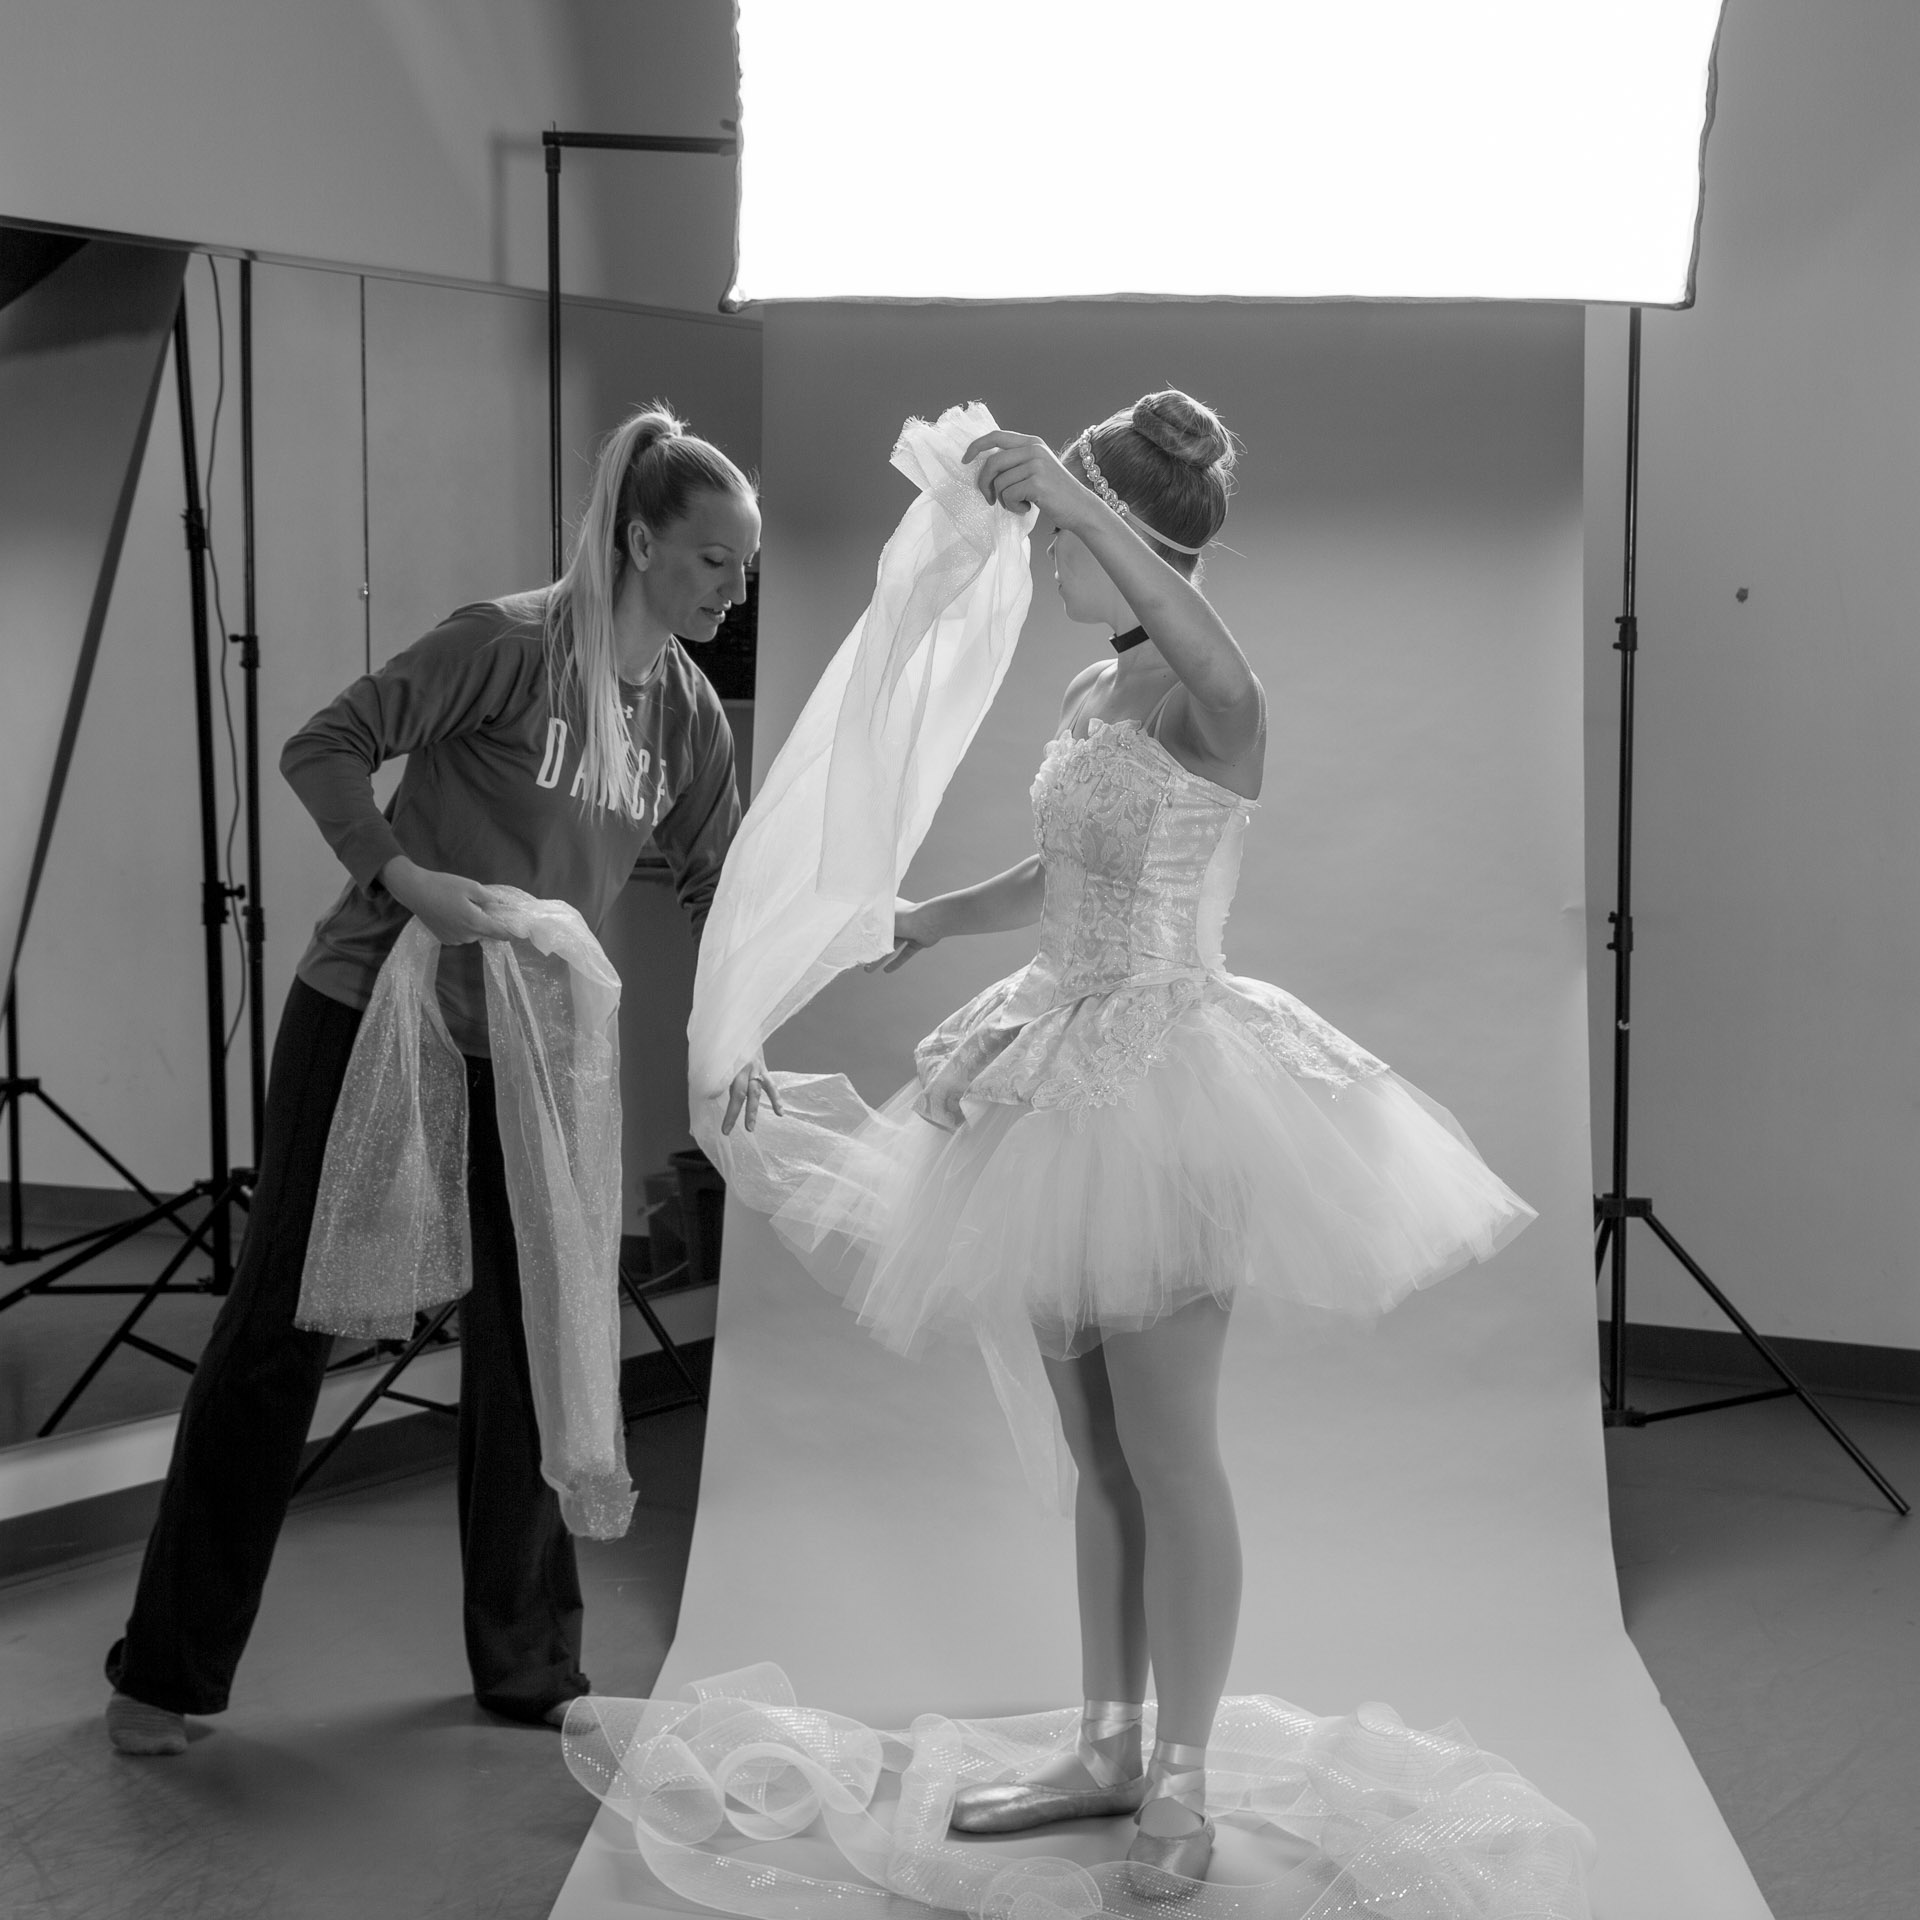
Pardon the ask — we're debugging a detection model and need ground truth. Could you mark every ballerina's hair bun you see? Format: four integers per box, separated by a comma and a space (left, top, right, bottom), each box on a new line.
1131, 390, 1237, 481
1073, 388, 1238, 572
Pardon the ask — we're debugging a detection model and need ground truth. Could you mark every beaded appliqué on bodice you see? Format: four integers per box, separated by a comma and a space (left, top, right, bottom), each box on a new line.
1025, 717, 1250, 1004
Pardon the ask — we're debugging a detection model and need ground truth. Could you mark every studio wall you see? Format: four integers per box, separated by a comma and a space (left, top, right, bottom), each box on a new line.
1583, 0, 1920, 1351
13, 260, 760, 1224
0, 1, 738, 311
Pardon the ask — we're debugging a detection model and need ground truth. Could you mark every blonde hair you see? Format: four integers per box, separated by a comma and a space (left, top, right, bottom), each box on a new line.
511, 402, 753, 818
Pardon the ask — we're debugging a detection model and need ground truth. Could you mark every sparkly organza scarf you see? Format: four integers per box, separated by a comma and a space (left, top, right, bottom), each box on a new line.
295, 889, 633, 1540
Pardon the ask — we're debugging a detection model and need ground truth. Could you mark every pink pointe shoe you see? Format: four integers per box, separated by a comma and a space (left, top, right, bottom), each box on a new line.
951, 1700, 1147, 1834
1124, 1741, 1214, 1892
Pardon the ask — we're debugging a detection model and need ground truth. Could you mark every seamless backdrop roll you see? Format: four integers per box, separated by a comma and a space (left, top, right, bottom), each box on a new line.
552, 303, 1768, 1918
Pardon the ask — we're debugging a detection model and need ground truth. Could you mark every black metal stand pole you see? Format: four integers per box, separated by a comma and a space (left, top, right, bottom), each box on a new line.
1595, 308, 1906, 1516
5, 981, 21, 1254
546, 138, 564, 582
237, 258, 267, 1160
174, 298, 238, 1292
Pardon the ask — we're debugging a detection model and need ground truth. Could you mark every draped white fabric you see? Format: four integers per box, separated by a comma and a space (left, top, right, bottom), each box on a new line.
688, 403, 1034, 1200
296, 890, 633, 1540
562, 1665, 1597, 1920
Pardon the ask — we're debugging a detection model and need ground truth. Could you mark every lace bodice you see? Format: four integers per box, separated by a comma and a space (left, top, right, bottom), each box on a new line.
1004, 717, 1253, 1019
910, 720, 1388, 1130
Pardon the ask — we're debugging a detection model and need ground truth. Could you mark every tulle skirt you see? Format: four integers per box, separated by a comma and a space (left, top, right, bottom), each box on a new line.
770, 967, 1536, 1367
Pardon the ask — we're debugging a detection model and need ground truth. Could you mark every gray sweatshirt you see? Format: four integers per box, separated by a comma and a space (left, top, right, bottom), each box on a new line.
283, 600, 740, 1054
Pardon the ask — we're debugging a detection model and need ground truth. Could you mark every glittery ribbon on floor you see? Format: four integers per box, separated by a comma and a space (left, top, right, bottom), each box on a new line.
563, 1664, 1595, 1919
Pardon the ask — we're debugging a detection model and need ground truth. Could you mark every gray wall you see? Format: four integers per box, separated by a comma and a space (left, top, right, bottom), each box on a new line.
1584, 0, 1920, 1350
0, 0, 738, 310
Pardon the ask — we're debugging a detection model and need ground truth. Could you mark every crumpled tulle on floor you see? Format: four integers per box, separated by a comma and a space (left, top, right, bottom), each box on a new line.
562, 1664, 1596, 1920
295, 890, 633, 1540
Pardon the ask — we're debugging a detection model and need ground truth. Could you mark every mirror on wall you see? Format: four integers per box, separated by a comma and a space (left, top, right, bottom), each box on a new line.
0, 215, 761, 1451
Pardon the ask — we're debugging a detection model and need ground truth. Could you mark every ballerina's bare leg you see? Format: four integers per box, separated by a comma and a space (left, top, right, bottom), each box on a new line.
1036, 1292, 1242, 1825
1022, 1339, 1151, 1789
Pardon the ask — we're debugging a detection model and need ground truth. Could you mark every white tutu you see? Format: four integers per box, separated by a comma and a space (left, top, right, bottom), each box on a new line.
772, 966, 1535, 1363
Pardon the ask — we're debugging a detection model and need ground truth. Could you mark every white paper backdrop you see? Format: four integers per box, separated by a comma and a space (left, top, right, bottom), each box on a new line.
553, 301, 1768, 1919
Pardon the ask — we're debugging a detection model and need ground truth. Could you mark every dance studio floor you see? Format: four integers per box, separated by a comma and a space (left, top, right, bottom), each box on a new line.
0, 1382, 1913, 1920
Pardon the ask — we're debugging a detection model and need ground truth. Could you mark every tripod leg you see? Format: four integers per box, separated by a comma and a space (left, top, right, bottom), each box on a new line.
1642, 1211, 1908, 1516
620, 1270, 706, 1409
36, 1211, 212, 1436
291, 1299, 462, 1495
31, 1087, 177, 1217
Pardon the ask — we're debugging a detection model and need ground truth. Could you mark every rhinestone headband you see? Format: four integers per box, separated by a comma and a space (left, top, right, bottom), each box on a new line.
1074, 432, 1209, 556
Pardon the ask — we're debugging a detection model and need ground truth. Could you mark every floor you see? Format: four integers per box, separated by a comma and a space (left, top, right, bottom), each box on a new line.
0, 1382, 1914, 1920
1603, 1382, 1919, 1919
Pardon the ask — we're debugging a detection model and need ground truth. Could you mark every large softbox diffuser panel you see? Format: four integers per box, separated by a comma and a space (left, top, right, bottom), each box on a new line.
1, 236, 186, 981
731, 0, 1723, 306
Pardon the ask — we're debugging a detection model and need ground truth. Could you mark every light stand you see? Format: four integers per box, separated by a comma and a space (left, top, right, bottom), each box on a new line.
1594, 308, 1907, 1516
0, 270, 266, 1435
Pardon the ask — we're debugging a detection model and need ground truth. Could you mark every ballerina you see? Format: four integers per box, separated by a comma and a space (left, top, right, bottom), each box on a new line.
766, 389, 1539, 1883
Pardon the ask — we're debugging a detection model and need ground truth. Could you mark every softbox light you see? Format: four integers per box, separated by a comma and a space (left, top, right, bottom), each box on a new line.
730, 0, 1723, 306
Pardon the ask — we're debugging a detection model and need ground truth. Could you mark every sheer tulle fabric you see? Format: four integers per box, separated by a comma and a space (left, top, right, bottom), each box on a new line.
562, 1665, 1596, 1920
688, 401, 1034, 1130
295, 890, 633, 1539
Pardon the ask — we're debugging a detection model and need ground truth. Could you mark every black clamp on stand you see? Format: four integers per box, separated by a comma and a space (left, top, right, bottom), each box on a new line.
1595, 310, 1905, 1516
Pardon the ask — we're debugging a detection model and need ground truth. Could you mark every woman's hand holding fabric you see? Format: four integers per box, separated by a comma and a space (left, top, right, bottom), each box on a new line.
381, 856, 515, 945
864, 899, 943, 975
964, 429, 1093, 529
721, 1055, 785, 1136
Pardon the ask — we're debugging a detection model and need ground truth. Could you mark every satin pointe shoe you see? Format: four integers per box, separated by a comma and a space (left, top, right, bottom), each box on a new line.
951, 1700, 1147, 1834
1124, 1741, 1214, 1893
